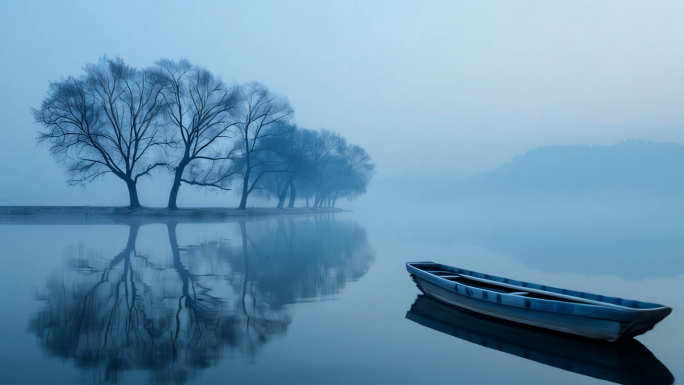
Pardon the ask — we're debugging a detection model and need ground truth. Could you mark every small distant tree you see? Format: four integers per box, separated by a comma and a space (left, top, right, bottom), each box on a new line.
289, 128, 332, 208
32, 56, 167, 207
328, 144, 375, 206
307, 132, 375, 208
283, 129, 315, 208
231, 82, 293, 209
306, 129, 343, 206
156, 59, 241, 209
252, 124, 294, 209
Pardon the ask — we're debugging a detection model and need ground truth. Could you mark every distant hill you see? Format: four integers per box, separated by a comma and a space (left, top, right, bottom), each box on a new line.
370, 141, 684, 203
469, 141, 684, 196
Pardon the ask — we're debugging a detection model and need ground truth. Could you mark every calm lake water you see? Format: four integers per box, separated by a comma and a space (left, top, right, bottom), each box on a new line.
0, 208, 682, 384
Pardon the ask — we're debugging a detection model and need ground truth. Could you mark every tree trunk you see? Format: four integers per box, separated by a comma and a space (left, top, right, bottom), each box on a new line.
238, 170, 250, 209
287, 180, 296, 208
306, 197, 309, 208
238, 138, 251, 210
126, 179, 141, 208
276, 182, 288, 209
315, 193, 326, 208
332, 191, 338, 207
167, 160, 188, 210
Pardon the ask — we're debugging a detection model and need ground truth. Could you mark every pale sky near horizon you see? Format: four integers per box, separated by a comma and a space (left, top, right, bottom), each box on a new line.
1, 0, 683, 206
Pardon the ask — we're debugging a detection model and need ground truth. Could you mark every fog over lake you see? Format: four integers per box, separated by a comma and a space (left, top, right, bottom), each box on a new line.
3, 1, 684, 206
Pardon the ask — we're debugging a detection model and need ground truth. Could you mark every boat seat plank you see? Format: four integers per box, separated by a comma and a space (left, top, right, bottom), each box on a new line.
457, 274, 632, 310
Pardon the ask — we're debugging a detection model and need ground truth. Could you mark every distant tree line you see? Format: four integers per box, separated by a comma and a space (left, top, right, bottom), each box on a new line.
32, 56, 375, 209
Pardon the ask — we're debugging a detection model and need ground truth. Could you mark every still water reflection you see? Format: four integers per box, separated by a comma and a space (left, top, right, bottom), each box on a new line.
27, 215, 374, 383
0, 211, 681, 384
406, 295, 673, 385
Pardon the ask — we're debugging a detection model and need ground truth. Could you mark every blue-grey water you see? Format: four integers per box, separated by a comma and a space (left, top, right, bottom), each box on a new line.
0, 206, 682, 384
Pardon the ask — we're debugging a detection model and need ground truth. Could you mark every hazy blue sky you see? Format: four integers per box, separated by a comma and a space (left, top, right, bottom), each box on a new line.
1, 0, 683, 206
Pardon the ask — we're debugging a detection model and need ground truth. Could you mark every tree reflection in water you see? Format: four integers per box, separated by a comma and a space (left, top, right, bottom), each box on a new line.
29, 215, 374, 384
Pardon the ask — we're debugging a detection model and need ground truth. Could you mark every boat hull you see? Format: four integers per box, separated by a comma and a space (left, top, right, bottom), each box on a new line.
407, 262, 672, 341
415, 276, 625, 340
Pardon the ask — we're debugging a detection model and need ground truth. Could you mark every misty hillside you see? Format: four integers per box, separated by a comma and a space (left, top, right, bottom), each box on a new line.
472, 141, 684, 195
373, 141, 684, 202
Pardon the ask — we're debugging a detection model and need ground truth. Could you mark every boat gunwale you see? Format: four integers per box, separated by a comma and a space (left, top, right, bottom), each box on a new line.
407, 262, 671, 313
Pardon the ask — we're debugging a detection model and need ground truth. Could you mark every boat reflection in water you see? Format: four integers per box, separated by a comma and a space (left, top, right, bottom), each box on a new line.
29, 215, 374, 383
406, 295, 674, 385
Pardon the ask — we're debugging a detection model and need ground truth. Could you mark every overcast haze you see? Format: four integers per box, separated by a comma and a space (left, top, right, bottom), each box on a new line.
2, 0, 684, 206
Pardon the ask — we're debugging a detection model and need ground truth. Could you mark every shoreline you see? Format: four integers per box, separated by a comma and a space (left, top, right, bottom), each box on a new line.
0, 206, 346, 225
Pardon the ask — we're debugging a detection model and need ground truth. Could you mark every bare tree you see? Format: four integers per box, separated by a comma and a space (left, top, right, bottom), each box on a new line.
231, 82, 293, 209
32, 56, 167, 207
156, 59, 241, 209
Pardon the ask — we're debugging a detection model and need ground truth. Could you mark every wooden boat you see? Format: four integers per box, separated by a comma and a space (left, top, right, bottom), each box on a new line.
406, 262, 672, 341
406, 295, 674, 385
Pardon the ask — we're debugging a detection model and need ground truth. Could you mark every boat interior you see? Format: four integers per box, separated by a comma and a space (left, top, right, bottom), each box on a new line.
427, 270, 588, 303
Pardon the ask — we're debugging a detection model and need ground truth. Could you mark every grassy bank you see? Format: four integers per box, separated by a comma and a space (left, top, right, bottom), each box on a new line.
0, 206, 345, 225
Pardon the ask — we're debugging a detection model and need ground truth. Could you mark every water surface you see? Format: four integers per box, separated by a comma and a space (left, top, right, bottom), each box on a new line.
0, 210, 681, 384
